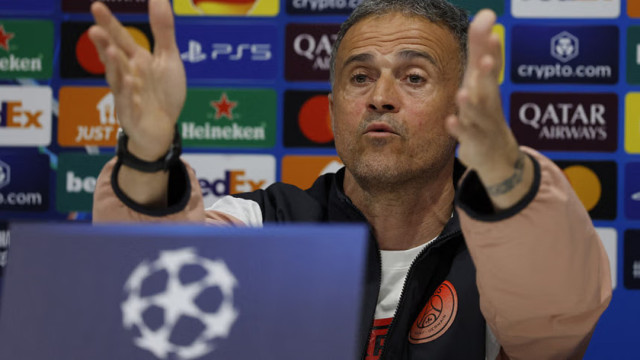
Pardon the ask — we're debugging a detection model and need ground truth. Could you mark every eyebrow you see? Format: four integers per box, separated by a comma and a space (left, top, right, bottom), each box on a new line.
342, 49, 437, 69
397, 49, 437, 67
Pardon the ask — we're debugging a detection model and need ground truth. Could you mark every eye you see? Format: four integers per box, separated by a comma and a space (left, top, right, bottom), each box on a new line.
407, 73, 426, 84
351, 73, 369, 84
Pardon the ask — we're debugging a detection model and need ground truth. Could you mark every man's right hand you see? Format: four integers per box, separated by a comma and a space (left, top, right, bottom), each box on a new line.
89, 0, 186, 162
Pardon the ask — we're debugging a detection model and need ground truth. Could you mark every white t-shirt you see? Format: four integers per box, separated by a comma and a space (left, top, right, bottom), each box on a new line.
374, 241, 431, 319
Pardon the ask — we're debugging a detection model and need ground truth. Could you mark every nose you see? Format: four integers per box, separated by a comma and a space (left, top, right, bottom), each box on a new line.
368, 73, 400, 113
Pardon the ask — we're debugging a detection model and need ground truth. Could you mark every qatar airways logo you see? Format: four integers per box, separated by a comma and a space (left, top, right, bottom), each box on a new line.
510, 93, 617, 152
286, 24, 340, 81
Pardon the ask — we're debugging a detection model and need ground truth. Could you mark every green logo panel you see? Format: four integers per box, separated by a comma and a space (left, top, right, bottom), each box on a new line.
628, 27, 640, 84
0, 19, 53, 79
450, 0, 504, 15
56, 153, 112, 213
179, 88, 276, 148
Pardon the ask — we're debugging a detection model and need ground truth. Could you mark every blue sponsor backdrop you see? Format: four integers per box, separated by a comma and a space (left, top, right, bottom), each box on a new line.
0, 0, 638, 358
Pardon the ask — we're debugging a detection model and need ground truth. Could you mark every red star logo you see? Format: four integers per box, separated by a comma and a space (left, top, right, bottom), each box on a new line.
211, 93, 238, 120
0, 25, 15, 51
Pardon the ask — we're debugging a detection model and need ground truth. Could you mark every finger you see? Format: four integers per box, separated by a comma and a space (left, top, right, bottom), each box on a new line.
468, 9, 497, 70
488, 33, 503, 78
88, 25, 110, 64
91, 1, 139, 57
149, 0, 178, 56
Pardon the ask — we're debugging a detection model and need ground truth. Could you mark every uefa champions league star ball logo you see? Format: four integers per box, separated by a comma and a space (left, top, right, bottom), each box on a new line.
122, 248, 239, 360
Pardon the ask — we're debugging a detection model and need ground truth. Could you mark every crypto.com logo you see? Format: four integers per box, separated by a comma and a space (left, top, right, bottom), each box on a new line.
551, 31, 579, 63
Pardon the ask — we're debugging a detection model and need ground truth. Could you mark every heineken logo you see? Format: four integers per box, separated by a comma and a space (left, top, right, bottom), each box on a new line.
0, 26, 14, 51
179, 89, 276, 148
0, 20, 53, 79
211, 93, 237, 120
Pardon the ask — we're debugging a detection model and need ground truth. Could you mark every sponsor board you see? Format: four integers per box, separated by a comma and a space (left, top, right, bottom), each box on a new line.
62, 0, 148, 13
0, 86, 52, 147
285, 24, 340, 82
511, 26, 618, 84
0, 19, 53, 79
596, 228, 617, 290
0, 0, 54, 14
555, 160, 616, 220
512, 0, 620, 18
624, 230, 640, 290
451, 0, 504, 15
0, 153, 49, 211
630, 1, 640, 18
625, 93, 640, 154
181, 154, 275, 209
281, 155, 342, 190
284, 90, 334, 148
510, 93, 617, 152
173, 0, 279, 16
286, 0, 361, 14
56, 153, 112, 213
626, 27, 640, 84
61, 22, 153, 79
59, 87, 119, 147
179, 89, 276, 148
177, 24, 277, 80
625, 163, 640, 220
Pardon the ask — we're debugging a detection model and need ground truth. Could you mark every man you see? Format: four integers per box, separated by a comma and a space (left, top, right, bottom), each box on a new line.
90, 0, 612, 359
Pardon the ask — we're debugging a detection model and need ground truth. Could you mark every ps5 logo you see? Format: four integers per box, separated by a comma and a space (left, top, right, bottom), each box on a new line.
551, 31, 579, 63
181, 40, 272, 64
0, 160, 10, 190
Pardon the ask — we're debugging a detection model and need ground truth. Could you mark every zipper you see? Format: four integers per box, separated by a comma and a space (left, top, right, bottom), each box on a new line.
377, 229, 462, 360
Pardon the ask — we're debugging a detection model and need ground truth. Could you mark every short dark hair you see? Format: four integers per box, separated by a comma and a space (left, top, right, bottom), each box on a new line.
330, 0, 469, 86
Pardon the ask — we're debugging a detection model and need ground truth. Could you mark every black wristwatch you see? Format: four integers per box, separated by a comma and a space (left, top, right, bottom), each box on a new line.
116, 125, 182, 173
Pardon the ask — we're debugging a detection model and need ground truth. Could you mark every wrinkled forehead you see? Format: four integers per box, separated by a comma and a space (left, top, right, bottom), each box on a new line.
335, 12, 462, 74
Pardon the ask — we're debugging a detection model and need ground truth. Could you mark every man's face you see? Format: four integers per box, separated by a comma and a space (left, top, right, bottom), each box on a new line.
330, 12, 461, 188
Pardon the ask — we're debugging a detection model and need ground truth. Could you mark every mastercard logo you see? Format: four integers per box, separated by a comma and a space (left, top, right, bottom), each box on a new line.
557, 160, 616, 220
76, 27, 151, 75
298, 95, 333, 144
563, 165, 602, 211
174, 0, 278, 15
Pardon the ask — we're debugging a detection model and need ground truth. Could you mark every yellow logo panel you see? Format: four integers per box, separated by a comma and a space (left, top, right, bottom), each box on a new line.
625, 93, 640, 153
493, 23, 505, 85
174, 0, 279, 16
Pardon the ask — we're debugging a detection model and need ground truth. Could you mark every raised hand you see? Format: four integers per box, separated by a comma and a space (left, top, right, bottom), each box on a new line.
89, 0, 186, 162
446, 10, 533, 209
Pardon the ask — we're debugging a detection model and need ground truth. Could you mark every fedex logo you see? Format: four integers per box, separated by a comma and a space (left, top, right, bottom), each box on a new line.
0, 101, 42, 128
200, 170, 266, 197
182, 154, 275, 208
181, 41, 271, 63
0, 86, 51, 146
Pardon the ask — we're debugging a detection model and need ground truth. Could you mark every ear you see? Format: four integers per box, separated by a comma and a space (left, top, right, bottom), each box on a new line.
328, 93, 335, 132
